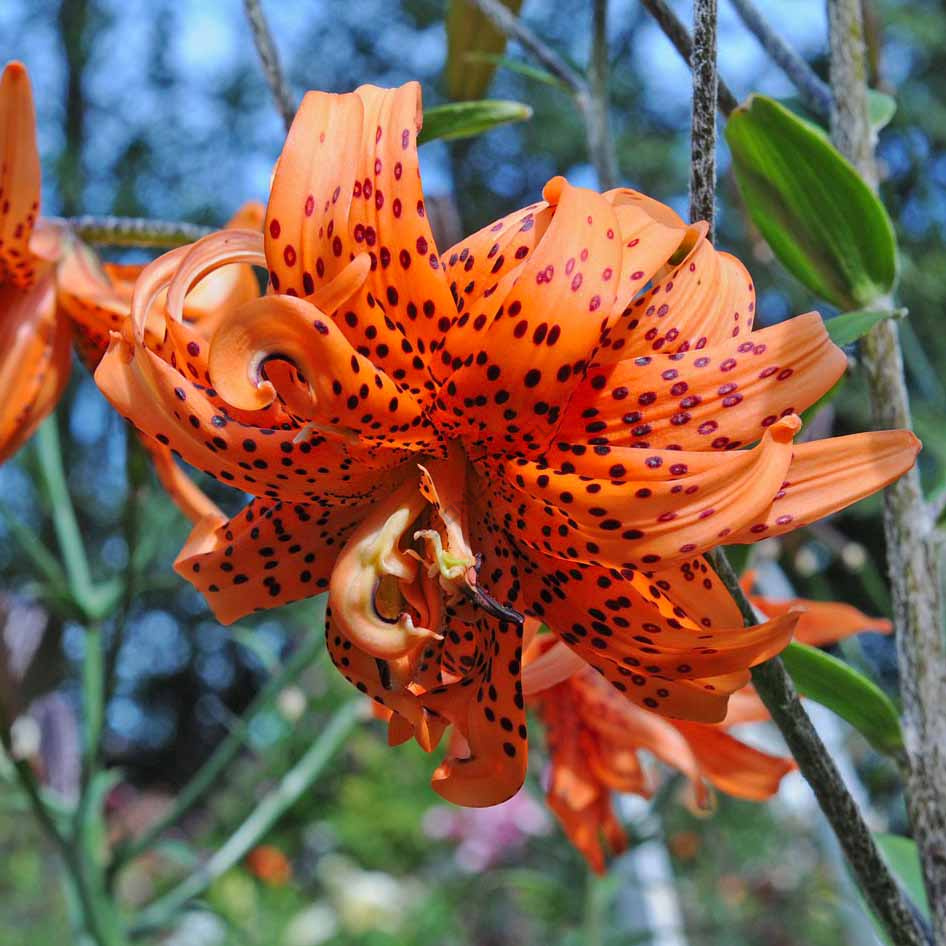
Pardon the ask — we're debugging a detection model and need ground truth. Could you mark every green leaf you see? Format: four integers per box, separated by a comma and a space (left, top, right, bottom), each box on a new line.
874, 834, 930, 921
725, 94, 898, 309
826, 306, 907, 347
445, 0, 524, 101
868, 90, 897, 131
463, 52, 570, 90
419, 100, 533, 144
780, 641, 904, 755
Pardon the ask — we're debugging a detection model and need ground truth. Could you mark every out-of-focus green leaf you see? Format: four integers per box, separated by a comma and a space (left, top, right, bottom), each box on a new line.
826, 306, 907, 347
419, 100, 533, 144
868, 90, 897, 131
780, 641, 903, 755
445, 0, 524, 101
874, 834, 931, 922
463, 52, 570, 90
725, 94, 898, 309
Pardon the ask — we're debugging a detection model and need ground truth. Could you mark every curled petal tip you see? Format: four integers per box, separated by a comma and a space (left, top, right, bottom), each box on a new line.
771, 413, 802, 443
542, 175, 567, 205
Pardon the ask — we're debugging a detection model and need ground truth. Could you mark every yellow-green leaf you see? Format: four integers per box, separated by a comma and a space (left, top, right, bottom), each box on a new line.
419, 100, 532, 144
875, 835, 931, 921
781, 641, 904, 755
445, 0, 524, 101
725, 94, 898, 309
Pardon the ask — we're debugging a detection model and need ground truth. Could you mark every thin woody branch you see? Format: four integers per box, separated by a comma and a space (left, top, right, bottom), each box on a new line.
639, 0, 738, 116
242, 0, 296, 132
689, 0, 718, 234
468, 0, 618, 188
827, 2, 946, 941
708, 551, 933, 946
469, 0, 588, 96
729, 0, 832, 118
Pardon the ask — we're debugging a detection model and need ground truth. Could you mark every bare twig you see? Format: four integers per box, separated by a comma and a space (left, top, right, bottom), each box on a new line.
242, 0, 295, 132
708, 551, 933, 946
729, 0, 832, 118
587, 0, 619, 189
469, 0, 587, 96
827, 2, 946, 941
468, 0, 619, 189
689, 0, 718, 233
56, 215, 214, 248
639, 0, 738, 116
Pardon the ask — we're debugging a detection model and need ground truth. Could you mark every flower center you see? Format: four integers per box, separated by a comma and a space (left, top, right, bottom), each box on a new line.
329, 445, 522, 664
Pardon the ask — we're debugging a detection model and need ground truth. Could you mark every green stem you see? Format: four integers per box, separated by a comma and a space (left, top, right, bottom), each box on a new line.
0, 725, 121, 946
130, 700, 360, 936
111, 631, 325, 872
80, 622, 106, 780
49, 215, 215, 248
35, 417, 94, 606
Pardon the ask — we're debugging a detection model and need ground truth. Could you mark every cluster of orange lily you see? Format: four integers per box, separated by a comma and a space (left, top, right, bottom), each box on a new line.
1, 60, 917, 871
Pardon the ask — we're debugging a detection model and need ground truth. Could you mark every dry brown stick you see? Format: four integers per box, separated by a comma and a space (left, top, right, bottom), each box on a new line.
243, 0, 295, 132
827, 2, 946, 942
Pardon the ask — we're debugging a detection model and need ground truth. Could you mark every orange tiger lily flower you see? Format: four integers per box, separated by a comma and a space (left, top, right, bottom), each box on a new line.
94, 79, 919, 807
0, 61, 72, 463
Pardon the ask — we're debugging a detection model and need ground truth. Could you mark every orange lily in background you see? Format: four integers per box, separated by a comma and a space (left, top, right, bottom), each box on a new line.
741, 569, 893, 646
94, 78, 919, 807
0, 58, 261, 523
524, 582, 893, 872
56, 202, 264, 522
0, 61, 71, 463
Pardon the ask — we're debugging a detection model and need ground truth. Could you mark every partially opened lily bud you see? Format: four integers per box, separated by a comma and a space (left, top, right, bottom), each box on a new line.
94, 76, 919, 808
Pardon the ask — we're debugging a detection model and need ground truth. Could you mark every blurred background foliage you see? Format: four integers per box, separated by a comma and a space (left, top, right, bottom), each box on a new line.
0, 0, 943, 943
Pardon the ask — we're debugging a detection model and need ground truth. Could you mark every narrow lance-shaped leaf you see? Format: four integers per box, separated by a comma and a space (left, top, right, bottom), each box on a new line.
445, 0, 524, 101
825, 306, 907, 348
420, 100, 533, 144
725, 94, 898, 310
780, 641, 904, 755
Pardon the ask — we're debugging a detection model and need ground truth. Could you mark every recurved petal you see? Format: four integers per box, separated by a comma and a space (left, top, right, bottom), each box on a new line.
517, 551, 794, 721
479, 417, 801, 568
672, 721, 795, 801
558, 312, 845, 450
726, 429, 921, 543
264, 89, 363, 297
175, 498, 364, 624
599, 238, 757, 361
0, 62, 41, 288
0, 266, 71, 463
436, 201, 551, 367
752, 595, 892, 647
207, 293, 439, 451
94, 331, 410, 504
438, 178, 624, 453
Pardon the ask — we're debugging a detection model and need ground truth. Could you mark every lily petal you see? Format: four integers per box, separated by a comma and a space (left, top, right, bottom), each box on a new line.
559, 312, 845, 450
727, 429, 921, 542
0, 62, 41, 288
